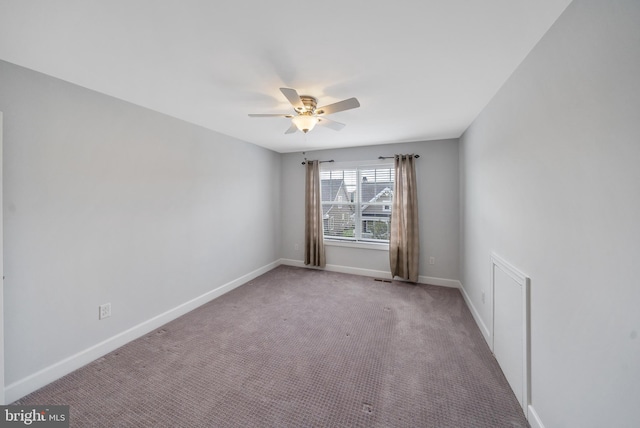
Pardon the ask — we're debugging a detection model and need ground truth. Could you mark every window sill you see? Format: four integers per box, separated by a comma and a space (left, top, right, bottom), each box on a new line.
324, 239, 389, 251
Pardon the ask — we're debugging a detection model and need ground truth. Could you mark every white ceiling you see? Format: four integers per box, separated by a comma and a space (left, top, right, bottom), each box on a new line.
0, 0, 572, 153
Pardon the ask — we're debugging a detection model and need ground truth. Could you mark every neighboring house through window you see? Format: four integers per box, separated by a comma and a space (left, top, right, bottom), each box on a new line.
320, 163, 394, 243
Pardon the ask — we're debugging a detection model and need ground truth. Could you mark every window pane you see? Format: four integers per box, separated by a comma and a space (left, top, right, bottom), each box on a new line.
322, 202, 355, 239
359, 167, 393, 242
320, 164, 394, 243
361, 218, 390, 240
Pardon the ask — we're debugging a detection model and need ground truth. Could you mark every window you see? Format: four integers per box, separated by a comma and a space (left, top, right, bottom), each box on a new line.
320, 163, 394, 243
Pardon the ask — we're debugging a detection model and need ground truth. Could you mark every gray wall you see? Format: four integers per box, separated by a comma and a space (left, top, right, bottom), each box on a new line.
280, 140, 459, 282
1, 60, 281, 386
459, 1, 640, 427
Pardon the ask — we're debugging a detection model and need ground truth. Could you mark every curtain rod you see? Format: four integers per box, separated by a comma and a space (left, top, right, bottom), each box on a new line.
301, 160, 334, 165
378, 154, 420, 160
302, 154, 419, 165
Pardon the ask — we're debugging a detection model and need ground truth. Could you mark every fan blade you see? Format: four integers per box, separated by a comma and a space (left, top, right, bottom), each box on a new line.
316, 97, 360, 115
248, 113, 293, 118
280, 88, 305, 111
284, 123, 298, 134
317, 117, 346, 131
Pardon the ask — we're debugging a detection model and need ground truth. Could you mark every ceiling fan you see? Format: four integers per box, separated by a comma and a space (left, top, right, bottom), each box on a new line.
249, 88, 360, 134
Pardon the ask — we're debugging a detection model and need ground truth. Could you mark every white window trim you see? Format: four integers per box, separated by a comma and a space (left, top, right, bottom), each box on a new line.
320, 160, 394, 247
324, 239, 390, 251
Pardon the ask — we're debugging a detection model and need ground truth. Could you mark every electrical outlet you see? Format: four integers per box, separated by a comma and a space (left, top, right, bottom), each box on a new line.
294, 243, 299, 251
99, 303, 111, 320
482, 291, 486, 304
429, 257, 435, 265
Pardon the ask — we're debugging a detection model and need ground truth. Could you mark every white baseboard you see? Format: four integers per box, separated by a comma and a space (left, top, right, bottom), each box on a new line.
527, 405, 545, 428
5, 260, 280, 403
417, 275, 461, 289
278, 258, 312, 269
280, 258, 393, 280
459, 282, 491, 346
278, 258, 461, 289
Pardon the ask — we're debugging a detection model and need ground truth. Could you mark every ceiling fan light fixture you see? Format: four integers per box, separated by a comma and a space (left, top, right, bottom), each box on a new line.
292, 115, 319, 133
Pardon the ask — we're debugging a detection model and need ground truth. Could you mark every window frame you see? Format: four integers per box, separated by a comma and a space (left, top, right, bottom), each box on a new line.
320, 160, 394, 248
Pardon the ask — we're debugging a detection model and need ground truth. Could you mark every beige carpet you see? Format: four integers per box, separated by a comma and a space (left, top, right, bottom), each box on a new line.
14, 265, 528, 427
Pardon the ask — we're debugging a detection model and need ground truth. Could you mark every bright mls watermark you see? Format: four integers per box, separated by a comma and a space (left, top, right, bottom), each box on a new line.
0, 406, 69, 427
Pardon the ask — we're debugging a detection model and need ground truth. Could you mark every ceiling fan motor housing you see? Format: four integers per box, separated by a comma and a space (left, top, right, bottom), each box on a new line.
297, 96, 318, 113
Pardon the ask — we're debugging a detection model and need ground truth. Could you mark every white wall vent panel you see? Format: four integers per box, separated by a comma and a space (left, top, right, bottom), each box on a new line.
491, 253, 530, 417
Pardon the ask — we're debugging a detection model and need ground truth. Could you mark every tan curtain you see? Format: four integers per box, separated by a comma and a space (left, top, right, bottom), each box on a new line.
389, 154, 419, 282
304, 160, 326, 267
